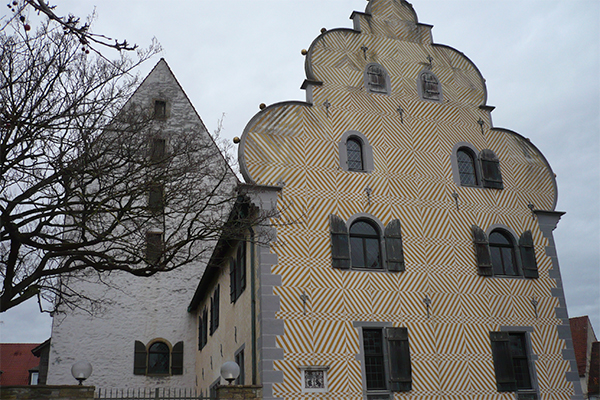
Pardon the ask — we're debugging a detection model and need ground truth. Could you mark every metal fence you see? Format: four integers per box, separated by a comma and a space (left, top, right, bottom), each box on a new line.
95, 388, 212, 400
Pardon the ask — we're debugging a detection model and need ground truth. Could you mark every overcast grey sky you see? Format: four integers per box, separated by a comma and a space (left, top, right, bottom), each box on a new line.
1, 0, 598, 343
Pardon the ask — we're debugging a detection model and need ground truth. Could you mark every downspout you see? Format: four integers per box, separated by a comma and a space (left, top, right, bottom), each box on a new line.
250, 228, 257, 385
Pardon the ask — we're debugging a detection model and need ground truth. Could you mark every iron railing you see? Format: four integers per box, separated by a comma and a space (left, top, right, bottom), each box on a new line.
96, 387, 211, 400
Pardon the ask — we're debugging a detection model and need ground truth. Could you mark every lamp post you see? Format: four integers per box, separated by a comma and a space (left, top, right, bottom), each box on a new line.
71, 360, 92, 385
220, 361, 240, 385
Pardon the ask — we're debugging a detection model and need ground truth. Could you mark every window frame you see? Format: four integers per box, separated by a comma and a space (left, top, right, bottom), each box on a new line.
209, 285, 220, 335
146, 340, 171, 376
349, 219, 383, 270
355, 322, 412, 398
488, 229, 520, 277
490, 329, 539, 398
338, 131, 374, 173
234, 346, 245, 385
456, 148, 479, 186
346, 137, 364, 171
330, 214, 405, 273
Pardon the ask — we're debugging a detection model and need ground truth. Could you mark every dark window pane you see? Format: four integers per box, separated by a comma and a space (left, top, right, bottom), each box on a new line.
365, 238, 381, 269
491, 247, 503, 275
350, 221, 378, 236
490, 232, 511, 245
235, 350, 245, 385
147, 342, 169, 375
347, 138, 363, 170
509, 333, 533, 390
489, 230, 518, 276
154, 100, 166, 119
351, 237, 365, 267
363, 329, 386, 390
457, 150, 477, 185
150, 138, 166, 162
146, 232, 162, 265
367, 65, 387, 93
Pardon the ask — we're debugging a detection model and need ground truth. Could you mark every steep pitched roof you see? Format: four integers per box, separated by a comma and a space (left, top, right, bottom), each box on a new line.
0, 343, 40, 385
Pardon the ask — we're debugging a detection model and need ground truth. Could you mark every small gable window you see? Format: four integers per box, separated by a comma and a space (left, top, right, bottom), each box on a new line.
457, 148, 478, 186
154, 100, 167, 119
365, 64, 389, 94
418, 70, 442, 101
347, 138, 363, 171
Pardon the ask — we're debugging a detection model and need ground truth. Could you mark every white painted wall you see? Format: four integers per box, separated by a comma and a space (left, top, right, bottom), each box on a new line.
47, 59, 235, 389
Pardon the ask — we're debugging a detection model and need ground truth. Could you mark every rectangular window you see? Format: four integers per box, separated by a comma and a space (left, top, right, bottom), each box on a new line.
235, 349, 245, 385
154, 100, 167, 119
148, 183, 164, 214
490, 331, 536, 397
210, 285, 219, 335
230, 242, 246, 303
198, 311, 208, 350
363, 329, 387, 390
146, 232, 163, 265
361, 327, 412, 397
150, 138, 166, 162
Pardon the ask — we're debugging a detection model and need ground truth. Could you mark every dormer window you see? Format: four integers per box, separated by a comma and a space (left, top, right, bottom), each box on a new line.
365, 63, 390, 95
418, 71, 441, 101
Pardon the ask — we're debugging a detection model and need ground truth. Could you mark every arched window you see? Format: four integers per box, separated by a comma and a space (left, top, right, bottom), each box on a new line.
349, 220, 381, 269
147, 341, 170, 375
418, 71, 441, 101
365, 63, 390, 94
339, 131, 374, 173
347, 138, 364, 171
489, 230, 518, 276
457, 148, 478, 186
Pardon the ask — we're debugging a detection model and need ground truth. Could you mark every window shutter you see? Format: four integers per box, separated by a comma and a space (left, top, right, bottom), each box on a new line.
214, 285, 220, 331
202, 309, 208, 347
209, 297, 214, 335
385, 219, 405, 272
134, 340, 147, 375
385, 327, 412, 392
198, 315, 203, 350
239, 244, 246, 292
171, 341, 184, 375
519, 230, 539, 279
489, 331, 517, 392
230, 258, 236, 303
471, 225, 493, 276
479, 149, 503, 189
330, 214, 350, 269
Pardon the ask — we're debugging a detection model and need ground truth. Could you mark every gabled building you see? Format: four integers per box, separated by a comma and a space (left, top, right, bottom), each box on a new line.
191, 0, 583, 399
46, 59, 238, 389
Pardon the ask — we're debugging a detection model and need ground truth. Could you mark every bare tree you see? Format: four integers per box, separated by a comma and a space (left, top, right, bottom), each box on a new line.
3, 0, 136, 51
0, 19, 252, 313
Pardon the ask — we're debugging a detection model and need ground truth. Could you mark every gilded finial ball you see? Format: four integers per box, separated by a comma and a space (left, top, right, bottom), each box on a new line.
320, 28, 327, 33
301, 49, 308, 56
259, 103, 266, 110
233, 137, 240, 144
